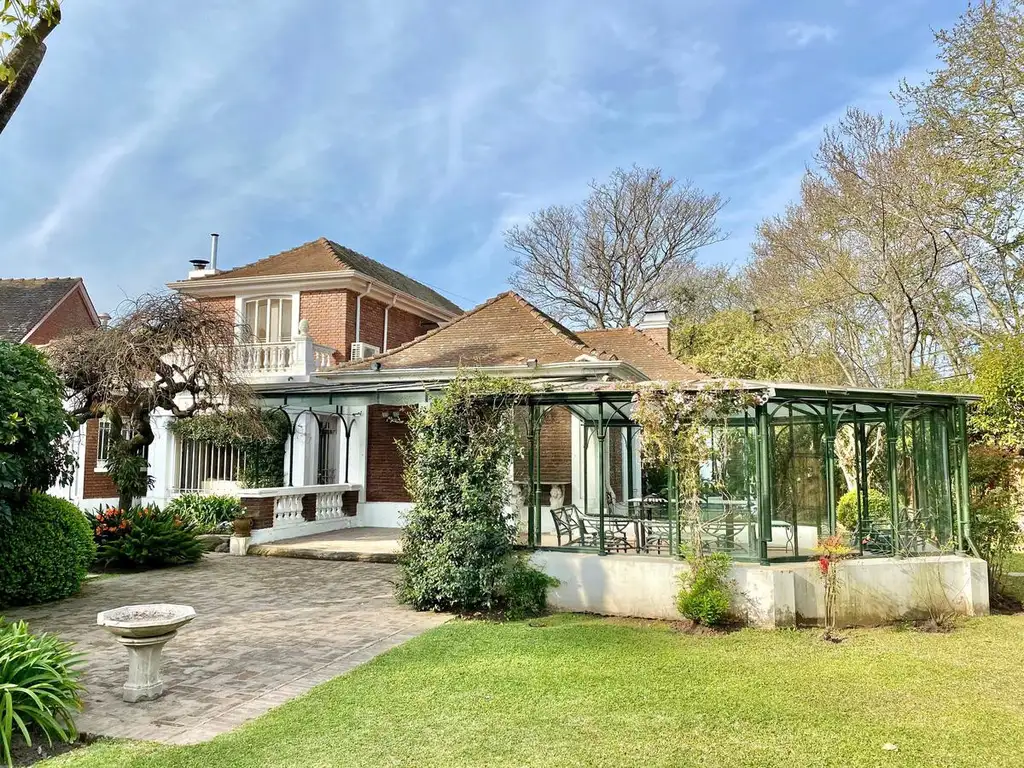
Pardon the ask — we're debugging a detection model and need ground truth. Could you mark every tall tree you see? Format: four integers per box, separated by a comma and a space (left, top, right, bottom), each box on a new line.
898, 0, 1024, 336
749, 109, 963, 388
0, 0, 60, 136
505, 165, 726, 328
48, 293, 257, 510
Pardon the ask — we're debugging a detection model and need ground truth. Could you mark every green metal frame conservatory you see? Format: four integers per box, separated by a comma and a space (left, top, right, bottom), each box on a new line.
516, 383, 976, 565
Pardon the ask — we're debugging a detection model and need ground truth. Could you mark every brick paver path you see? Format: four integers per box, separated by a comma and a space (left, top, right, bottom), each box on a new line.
9, 554, 447, 744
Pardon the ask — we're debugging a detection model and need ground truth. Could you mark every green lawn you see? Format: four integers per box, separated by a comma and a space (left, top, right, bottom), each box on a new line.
46, 614, 1024, 768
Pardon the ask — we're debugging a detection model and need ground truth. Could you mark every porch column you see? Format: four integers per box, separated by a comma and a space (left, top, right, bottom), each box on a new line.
755, 403, 771, 564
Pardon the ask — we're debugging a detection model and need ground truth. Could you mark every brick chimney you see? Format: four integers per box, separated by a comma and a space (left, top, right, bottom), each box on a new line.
636, 309, 671, 353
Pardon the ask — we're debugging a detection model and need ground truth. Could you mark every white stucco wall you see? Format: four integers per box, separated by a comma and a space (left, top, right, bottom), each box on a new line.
529, 550, 990, 628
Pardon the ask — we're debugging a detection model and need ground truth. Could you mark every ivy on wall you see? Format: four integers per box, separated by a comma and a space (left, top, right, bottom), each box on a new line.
170, 409, 290, 488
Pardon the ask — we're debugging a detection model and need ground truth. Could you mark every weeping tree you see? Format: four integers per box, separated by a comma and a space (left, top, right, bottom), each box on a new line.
48, 293, 258, 510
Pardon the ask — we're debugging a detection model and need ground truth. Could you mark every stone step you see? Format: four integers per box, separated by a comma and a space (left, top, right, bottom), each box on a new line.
247, 544, 399, 564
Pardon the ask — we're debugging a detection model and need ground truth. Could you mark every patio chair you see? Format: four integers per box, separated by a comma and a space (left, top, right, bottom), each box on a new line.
550, 504, 632, 551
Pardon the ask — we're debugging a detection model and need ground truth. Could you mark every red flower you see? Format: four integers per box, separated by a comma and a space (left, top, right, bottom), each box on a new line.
818, 556, 830, 575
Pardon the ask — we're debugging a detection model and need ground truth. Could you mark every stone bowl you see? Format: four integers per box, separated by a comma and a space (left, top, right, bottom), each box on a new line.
96, 604, 196, 639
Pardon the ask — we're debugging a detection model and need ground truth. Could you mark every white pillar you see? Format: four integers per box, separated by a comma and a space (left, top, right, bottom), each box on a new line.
147, 412, 175, 505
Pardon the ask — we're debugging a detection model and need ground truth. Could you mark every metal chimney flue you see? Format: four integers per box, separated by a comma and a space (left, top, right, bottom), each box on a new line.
209, 233, 219, 271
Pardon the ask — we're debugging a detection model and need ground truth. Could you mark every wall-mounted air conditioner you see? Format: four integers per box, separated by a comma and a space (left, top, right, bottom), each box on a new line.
350, 341, 381, 361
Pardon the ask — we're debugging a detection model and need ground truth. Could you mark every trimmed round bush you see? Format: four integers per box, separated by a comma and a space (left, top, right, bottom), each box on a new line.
0, 494, 95, 608
837, 488, 891, 531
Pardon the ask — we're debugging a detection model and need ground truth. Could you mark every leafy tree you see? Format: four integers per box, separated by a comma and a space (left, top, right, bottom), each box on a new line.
972, 333, 1024, 451
672, 309, 789, 380
748, 109, 963, 388
47, 293, 255, 510
506, 165, 726, 328
0, 0, 60, 136
0, 342, 74, 519
898, 0, 1024, 337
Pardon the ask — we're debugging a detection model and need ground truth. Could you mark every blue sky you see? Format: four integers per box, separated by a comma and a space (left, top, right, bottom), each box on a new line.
0, 0, 967, 314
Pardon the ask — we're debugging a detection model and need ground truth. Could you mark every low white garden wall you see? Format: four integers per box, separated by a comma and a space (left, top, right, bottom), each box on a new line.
529, 551, 989, 628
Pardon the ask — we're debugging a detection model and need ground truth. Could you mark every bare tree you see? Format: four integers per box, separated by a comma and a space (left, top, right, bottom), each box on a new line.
48, 293, 258, 510
748, 109, 965, 388
505, 165, 726, 328
0, 1, 61, 136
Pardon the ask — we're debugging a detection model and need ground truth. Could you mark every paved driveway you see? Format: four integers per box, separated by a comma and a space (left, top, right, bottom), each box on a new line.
9, 555, 447, 744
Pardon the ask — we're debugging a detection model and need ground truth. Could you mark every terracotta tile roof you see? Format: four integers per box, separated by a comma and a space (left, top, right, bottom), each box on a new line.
0, 278, 81, 342
340, 292, 617, 371
576, 328, 707, 382
190, 237, 461, 314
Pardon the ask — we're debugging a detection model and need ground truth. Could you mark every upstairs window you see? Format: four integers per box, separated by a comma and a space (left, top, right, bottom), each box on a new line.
243, 297, 293, 343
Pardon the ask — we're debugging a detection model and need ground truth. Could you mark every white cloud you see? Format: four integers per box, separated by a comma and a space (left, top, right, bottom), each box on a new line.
783, 22, 838, 48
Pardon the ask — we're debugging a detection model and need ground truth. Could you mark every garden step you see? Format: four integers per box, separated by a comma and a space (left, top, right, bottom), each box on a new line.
247, 544, 399, 564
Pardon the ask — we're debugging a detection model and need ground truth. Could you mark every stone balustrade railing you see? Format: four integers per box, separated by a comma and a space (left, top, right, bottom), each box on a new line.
233, 334, 336, 378
234, 483, 361, 543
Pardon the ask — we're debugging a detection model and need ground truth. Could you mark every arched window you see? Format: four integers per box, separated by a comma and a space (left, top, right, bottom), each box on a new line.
243, 297, 293, 343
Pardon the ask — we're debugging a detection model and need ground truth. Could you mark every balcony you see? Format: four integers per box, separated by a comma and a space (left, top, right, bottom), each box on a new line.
233, 335, 336, 379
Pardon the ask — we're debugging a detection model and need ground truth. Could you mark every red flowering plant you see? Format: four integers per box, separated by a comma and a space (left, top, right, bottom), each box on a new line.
86, 505, 202, 570
814, 534, 855, 640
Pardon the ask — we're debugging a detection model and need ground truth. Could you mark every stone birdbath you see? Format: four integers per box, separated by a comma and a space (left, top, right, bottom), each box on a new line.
96, 604, 196, 703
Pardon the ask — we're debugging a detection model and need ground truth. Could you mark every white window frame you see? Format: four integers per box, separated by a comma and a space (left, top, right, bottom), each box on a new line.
95, 416, 150, 473
234, 293, 300, 344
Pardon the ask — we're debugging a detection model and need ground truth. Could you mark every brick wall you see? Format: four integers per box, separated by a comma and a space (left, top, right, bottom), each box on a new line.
366, 405, 412, 502
514, 406, 573, 505
299, 289, 354, 362
239, 496, 275, 530
197, 295, 238, 325
26, 287, 97, 344
82, 419, 118, 500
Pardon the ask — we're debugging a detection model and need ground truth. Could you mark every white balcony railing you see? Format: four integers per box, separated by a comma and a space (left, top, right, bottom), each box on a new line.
233, 334, 336, 378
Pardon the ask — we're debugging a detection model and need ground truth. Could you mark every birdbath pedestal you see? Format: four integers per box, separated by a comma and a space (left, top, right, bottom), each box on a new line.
96, 604, 196, 703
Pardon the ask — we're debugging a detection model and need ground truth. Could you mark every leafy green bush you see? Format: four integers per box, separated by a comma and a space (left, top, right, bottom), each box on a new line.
968, 444, 1023, 588
165, 494, 244, 532
0, 494, 95, 609
398, 376, 555, 616
89, 506, 203, 570
678, 552, 732, 626
0, 343, 76, 521
836, 488, 891, 531
498, 557, 559, 621
0, 619, 83, 767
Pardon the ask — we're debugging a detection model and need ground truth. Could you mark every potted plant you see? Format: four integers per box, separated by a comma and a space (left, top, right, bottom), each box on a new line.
231, 513, 253, 537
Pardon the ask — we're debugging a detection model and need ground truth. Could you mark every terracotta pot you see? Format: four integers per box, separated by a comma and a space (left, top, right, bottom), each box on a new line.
232, 516, 252, 537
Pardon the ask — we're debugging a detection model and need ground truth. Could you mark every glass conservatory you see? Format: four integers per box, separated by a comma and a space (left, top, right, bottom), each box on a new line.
512, 384, 976, 565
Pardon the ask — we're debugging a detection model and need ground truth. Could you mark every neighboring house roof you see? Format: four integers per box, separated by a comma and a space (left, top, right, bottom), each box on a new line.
186, 237, 462, 315
337, 291, 706, 382
0, 278, 92, 343
577, 328, 703, 381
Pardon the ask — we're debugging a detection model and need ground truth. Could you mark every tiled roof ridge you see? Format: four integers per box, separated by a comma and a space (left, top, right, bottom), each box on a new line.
503, 292, 619, 363
210, 238, 336, 278
335, 291, 515, 368
0, 276, 82, 283
336, 291, 621, 370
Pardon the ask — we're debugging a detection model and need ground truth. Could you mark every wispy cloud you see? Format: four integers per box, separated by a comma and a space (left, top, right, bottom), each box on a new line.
783, 22, 838, 48
0, 0, 963, 312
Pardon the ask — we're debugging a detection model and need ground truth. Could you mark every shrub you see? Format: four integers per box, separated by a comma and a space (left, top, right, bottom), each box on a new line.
498, 557, 559, 621
89, 506, 203, 570
0, 494, 95, 609
0, 619, 83, 767
0, 343, 76, 520
677, 552, 732, 626
836, 488, 891, 531
165, 494, 244, 532
398, 376, 552, 615
968, 444, 1023, 587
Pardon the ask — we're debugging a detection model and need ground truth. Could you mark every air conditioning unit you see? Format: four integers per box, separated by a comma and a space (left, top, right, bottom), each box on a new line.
350, 341, 381, 361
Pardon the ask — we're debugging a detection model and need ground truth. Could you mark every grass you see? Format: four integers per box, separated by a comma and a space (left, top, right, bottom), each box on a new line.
42, 613, 1024, 768
1004, 551, 1024, 575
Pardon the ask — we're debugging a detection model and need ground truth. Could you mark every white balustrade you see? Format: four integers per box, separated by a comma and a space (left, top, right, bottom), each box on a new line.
233, 338, 336, 377
273, 493, 305, 527
316, 491, 347, 520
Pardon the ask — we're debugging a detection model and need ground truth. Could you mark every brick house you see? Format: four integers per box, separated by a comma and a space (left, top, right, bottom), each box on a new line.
0, 277, 100, 345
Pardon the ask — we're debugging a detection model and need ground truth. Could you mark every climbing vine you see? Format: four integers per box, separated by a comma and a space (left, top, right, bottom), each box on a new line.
631, 382, 768, 625
170, 409, 290, 488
